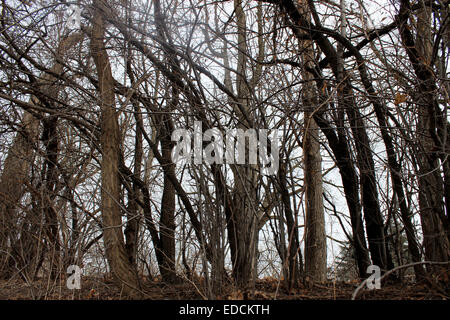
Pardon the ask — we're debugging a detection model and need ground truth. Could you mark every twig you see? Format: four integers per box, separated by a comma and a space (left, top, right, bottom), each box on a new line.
351, 261, 450, 300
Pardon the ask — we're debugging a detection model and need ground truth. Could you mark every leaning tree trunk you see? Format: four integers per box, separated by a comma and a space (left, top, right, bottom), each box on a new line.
398, 0, 450, 266
0, 110, 39, 279
279, 0, 371, 278
90, 0, 141, 298
0, 31, 81, 279
415, 5, 449, 264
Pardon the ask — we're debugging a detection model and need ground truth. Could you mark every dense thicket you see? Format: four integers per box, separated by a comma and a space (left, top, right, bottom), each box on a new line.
0, 0, 449, 298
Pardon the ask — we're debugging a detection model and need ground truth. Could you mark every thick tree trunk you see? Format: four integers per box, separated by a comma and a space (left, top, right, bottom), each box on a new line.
0, 32, 81, 279
158, 115, 178, 283
398, 1, 450, 265
335, 0, 390, 271
303, 115, 327, 281
0, 111, 39, 278
219, 0, 260, 288
342, 84, 394, 271
298, 0, 327, 282
152, 0, 182, 283
41, 115, 60, 279
275, 0, 372, 278
90, 0, 141, 298
315, 111, 371, 278
124, 37, 141, 271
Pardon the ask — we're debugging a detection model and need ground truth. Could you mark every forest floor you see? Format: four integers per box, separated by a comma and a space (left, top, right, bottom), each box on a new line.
0, 275, 448, 300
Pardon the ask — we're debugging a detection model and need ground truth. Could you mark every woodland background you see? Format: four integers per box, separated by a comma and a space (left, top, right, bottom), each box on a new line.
0, 0, 449, 299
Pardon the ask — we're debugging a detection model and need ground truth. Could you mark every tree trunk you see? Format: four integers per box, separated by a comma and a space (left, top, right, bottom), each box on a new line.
0, 32, 81, 279
158, 115, 178, 283
298, 0, 327, 282
398, 0, 450, 265
90, 0, 141, 298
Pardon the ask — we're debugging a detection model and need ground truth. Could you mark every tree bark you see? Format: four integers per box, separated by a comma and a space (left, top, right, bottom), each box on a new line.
298, 0, 327, 282
0, 32, 81, 279
90, 0, 141, 298
398, 0, 450, 265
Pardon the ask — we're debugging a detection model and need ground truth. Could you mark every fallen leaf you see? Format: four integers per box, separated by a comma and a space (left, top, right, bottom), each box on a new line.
87, 288, 97, 299
228, 290, 243, 300
394, 93, 408, 105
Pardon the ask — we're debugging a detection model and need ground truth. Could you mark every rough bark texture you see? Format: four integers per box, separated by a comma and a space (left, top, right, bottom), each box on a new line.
158, 116, 177, 283
303, 114, 327, 281
152, 0, 180, 283
397, 1, 450, 265
90, 0, 141, 298
276, 0, 370, 278
414, 5, 450, 264
0, 110, 39, 278
221, 0, 260, 288
298, 0, 327, 282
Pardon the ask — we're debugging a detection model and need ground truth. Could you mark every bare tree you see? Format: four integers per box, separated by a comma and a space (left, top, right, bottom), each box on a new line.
90, 0, 141, 297
298, 0, 327, 282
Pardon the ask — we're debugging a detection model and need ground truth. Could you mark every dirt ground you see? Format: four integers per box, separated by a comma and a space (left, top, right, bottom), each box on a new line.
0, 275, 448, 300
